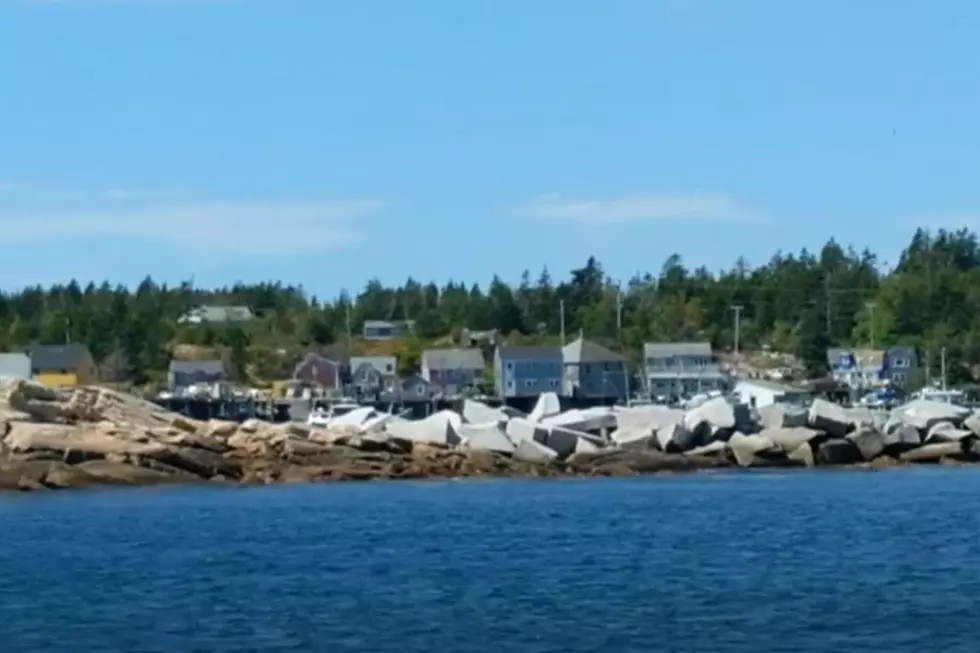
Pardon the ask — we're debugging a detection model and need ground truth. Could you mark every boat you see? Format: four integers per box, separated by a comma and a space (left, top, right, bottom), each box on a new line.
306, 400, 362, 427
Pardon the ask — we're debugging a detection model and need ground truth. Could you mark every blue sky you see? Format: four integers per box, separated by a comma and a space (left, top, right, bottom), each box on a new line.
1, 0, 978, 297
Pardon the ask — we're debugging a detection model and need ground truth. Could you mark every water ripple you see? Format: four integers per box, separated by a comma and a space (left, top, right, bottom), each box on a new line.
3, 470, 980, 651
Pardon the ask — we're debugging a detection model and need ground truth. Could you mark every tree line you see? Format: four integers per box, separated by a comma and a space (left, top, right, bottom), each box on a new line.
1, 227, 977, 385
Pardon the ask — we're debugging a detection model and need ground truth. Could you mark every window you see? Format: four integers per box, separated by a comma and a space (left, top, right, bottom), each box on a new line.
385, 363, 393, 373
893, 358, 909, 368
524, 379, 538, 388
892, 372, 906, 383
505, 362, 513, 371
506, 380, 515, 389
583, 364, 592, 374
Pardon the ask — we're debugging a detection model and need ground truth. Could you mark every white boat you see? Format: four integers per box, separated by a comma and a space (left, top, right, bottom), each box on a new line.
306, 401, 362, 427
910, 387, 964, 404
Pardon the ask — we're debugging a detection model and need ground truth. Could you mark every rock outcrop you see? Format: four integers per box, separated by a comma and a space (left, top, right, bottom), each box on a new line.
3, 379, 980, 494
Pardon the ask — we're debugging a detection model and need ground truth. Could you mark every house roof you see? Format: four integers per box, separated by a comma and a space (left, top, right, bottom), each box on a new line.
180, 305, 254, 323
169, 359, 226, 375
28, 343, 91, 372
496, 345, 562, 360
643, 342, 712, 358
350, 356, 396, 374
363, 319, 415, 329
826, 347, 853, 363
314, 345, 350, 365
852, 348, 885, 368
421, 348, 485, 371
562, 337, 625, 364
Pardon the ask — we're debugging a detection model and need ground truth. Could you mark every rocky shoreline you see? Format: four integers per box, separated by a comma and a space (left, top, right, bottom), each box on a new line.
2, 381, 980, 494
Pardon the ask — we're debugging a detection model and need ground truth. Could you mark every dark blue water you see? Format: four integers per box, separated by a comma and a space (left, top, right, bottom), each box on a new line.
3, 469, 980, 652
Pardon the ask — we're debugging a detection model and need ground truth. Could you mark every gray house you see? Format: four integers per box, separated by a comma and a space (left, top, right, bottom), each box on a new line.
388, 373, 432, 402
883, 346, 918, 386
178, 305, 254, 325
168, 360, 228, 391
562, 337, 629, 400
420, 348, 485, 396
362, 319, 415, 341
644, 341, 725, 398
494, 345, 563, 398
349, 355, 397, 393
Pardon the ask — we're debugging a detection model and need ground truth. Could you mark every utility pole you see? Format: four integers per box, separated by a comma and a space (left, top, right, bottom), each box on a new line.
345, 302, 352, 352
559, 299, 566, 345
616, 291, 622, 336
730, 305, 743, 356
866, 302, 876, 350
824, 273, 832, 337
941, 346, 947, 391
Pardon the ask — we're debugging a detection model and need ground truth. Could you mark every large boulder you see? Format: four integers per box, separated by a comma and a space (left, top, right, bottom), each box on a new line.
762, 426, 823, 453
924, 420, 974, 443
458, 423, 516, 454
847, 427, 886, 461
683, 397, 738, 443
727, 432, 778, 467
758, 403, 809, 429
808, 399, 851, 437
816, 438, 863, 465
892, 400, 970, 433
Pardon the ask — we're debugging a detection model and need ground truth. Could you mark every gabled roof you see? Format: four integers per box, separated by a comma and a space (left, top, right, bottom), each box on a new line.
179, 305, 254, 323
562, 337, 625, 364
852, 348, 885, 368
349, 356, 396, 375
28, 343, 91, 372
169, 359, 226, 375
496, 345, 562, 361
643, 342, 712, 358
826, 347, 853, 363
421, 348, 485, 371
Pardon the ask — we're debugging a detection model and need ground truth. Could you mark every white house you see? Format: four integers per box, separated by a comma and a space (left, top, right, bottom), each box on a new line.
733, 379, 811, 408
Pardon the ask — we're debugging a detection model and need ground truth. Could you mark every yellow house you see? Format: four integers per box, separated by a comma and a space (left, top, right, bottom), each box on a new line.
29, 343, 98, 388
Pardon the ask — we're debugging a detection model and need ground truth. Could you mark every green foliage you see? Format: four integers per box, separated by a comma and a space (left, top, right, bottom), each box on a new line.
4, 228, 980, 383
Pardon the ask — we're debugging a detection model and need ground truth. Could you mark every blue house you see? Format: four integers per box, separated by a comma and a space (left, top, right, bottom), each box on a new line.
562, 337, 629, 400
494, 345, 563, 398
828, 347, 883, 387
882, 346, 917, 386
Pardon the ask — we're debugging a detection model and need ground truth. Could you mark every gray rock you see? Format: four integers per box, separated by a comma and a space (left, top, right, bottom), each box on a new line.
513, 438, 558, 464
458, 423, 516, 454
788, 443, 815, 467
882, 420, 921, 451
758, 404, 809, 429
892, 399, 970, 432
684, 397, 737, 442
808, 399, 851, 437
925, 420, 974, 443
900, 441, 966, 463
816, 439, 863, 465
684, 440, 728, 457
762, 426, 823, 453
847, 427, 885, 461
728, 432, 777, 468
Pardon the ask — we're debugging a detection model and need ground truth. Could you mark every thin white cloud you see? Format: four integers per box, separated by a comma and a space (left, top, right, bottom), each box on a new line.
516, 193, 746, 224
0, 194, 385, 254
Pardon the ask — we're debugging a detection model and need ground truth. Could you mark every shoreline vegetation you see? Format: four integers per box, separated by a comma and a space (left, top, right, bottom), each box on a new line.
0, 228, 977, 390
3, 379, 980, 495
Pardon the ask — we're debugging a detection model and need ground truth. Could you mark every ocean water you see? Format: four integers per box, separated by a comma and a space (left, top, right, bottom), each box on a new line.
3, 469, 980, 652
